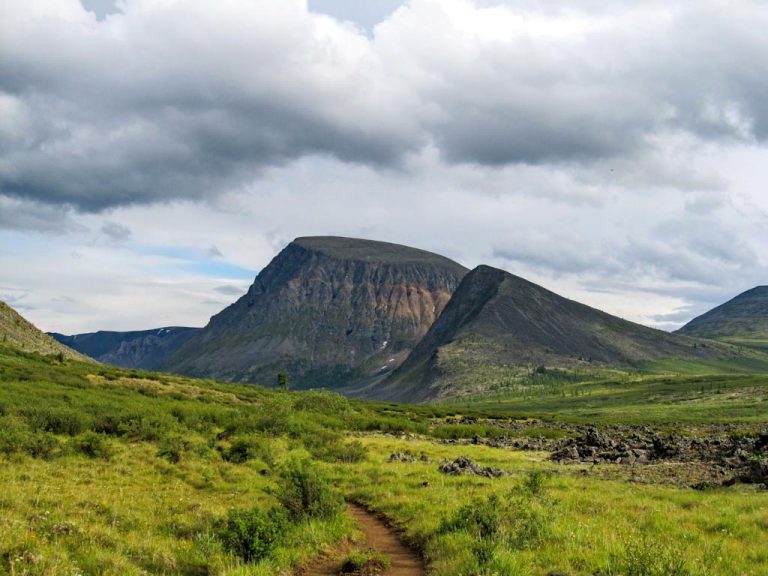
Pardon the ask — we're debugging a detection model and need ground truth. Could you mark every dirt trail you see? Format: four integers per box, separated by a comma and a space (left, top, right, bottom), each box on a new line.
300, 504, 425, 576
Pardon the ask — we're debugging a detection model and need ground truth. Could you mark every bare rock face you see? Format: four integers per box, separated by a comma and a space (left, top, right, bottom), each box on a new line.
164, 237, 467, 388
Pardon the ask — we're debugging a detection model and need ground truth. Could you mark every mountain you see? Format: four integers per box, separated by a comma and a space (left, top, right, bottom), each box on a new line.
0, 301, 92, 361
50, 327, 199, 369
376, 265, 737, 401
163, 236, 468, 388
676, 286, 768, 350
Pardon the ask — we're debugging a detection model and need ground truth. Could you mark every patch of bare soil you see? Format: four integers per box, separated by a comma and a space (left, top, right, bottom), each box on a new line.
297, 504, 425, 576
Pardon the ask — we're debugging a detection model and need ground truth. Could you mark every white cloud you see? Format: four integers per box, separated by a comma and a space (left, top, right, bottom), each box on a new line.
2, 0, 768, 334
3, 0, 768, 209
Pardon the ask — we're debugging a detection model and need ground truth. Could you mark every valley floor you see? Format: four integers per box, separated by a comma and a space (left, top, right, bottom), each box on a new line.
1, 346, 767, 575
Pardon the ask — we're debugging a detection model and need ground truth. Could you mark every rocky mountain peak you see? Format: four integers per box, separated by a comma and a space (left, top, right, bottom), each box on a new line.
164, 236, 468, 388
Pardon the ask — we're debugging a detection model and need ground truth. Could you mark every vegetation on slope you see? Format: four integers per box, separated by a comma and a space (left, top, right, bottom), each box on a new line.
381, 267, 760, 402
677, 286, 768, 352
0, 301, 92, 362
0, 346, 767, 575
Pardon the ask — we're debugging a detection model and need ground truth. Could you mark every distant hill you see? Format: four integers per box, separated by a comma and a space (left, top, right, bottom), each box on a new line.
50, 327, 199, 369
163, 236, 468, 388
676, 286, 768, 351
376, 265, 740, 401
0, 301, 92, 362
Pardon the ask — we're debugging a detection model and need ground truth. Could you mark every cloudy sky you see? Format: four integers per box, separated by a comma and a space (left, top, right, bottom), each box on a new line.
2, 0, 768, 334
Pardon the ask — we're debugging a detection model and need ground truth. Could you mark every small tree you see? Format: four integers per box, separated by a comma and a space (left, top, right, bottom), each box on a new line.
277, 372, 289, 391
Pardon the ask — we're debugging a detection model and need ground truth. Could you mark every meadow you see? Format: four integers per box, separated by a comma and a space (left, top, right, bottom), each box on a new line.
0, 346, 766, 575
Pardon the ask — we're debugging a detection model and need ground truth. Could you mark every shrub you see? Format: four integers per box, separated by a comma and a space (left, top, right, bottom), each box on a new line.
330, 440, 368, 463
523, 469, 549, 497
440, 494, 503, 541
216, 506, 288, 562
70, 431, 113, 460
509, 495, 553, 550
223, 435, 271, 464
157, 434, 186, 463
24, 407, 88, 436
0, 414, 31, 456
119, 413, 178, 441
301, 428, 368, 463
293, 391, 350, 415
440, 494, 504, 570
508, 470, 554, 550
276, 458, 344, 521
25, 431, 61, 459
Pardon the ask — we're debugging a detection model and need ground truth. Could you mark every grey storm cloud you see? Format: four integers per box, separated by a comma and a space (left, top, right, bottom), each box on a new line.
2, 0, 768, 212
100, 221, 132, 242
0, 196, 85, 233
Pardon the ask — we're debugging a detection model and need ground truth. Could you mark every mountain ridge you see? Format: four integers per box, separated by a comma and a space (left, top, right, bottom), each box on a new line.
50, 327, 199, 369
677, 286, 768, 344
163, 236, 468, 388
375, 265, 741, 401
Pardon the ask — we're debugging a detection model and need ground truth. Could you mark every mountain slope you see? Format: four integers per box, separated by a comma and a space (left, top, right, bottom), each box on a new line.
378, 265, 740, 401
0, 301, 93, 361
676, 287, 768, 350
50, 327, 199, 369
164, 236, 468, 388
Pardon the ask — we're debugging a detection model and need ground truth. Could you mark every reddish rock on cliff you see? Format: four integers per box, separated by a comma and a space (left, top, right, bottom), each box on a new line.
164, 236, 467, 388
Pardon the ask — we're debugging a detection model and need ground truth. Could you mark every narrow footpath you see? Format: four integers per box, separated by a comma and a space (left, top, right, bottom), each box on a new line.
299, 504, 425, 576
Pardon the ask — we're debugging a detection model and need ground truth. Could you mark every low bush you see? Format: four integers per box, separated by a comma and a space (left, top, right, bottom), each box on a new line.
440, 494, 503, 540
24, 407, 89, 436
438, 471, 556, 570
293, 391, 350, 415
157, 434, 186, 463
0, 414, 30, 456
25, 431, 61, 459
70, 431, 113, 460
276, 458, 344, 521
216, 506, 288, 562
330, 440, 368, 463
119, 413, 178, 441
223, 434, 271, 464
301, 428, 368, 463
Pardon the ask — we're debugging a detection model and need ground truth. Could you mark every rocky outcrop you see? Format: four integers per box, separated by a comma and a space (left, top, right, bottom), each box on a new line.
164, 236, 467, 388
550, 426, 768, 488
438, 456, 505, 477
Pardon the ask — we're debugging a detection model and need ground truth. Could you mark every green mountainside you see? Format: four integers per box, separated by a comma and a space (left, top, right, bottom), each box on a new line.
0, 301, 93, 362
164, 236, 468, 388
377, 265, 756, 401
676, 286, 768, 351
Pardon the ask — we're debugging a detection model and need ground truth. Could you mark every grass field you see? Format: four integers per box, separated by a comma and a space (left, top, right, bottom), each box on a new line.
0, 345, 766, 575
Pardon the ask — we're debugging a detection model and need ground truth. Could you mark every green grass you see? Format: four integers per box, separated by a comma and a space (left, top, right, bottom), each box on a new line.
0, 345, 767, 575
333, 436, 768, 576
